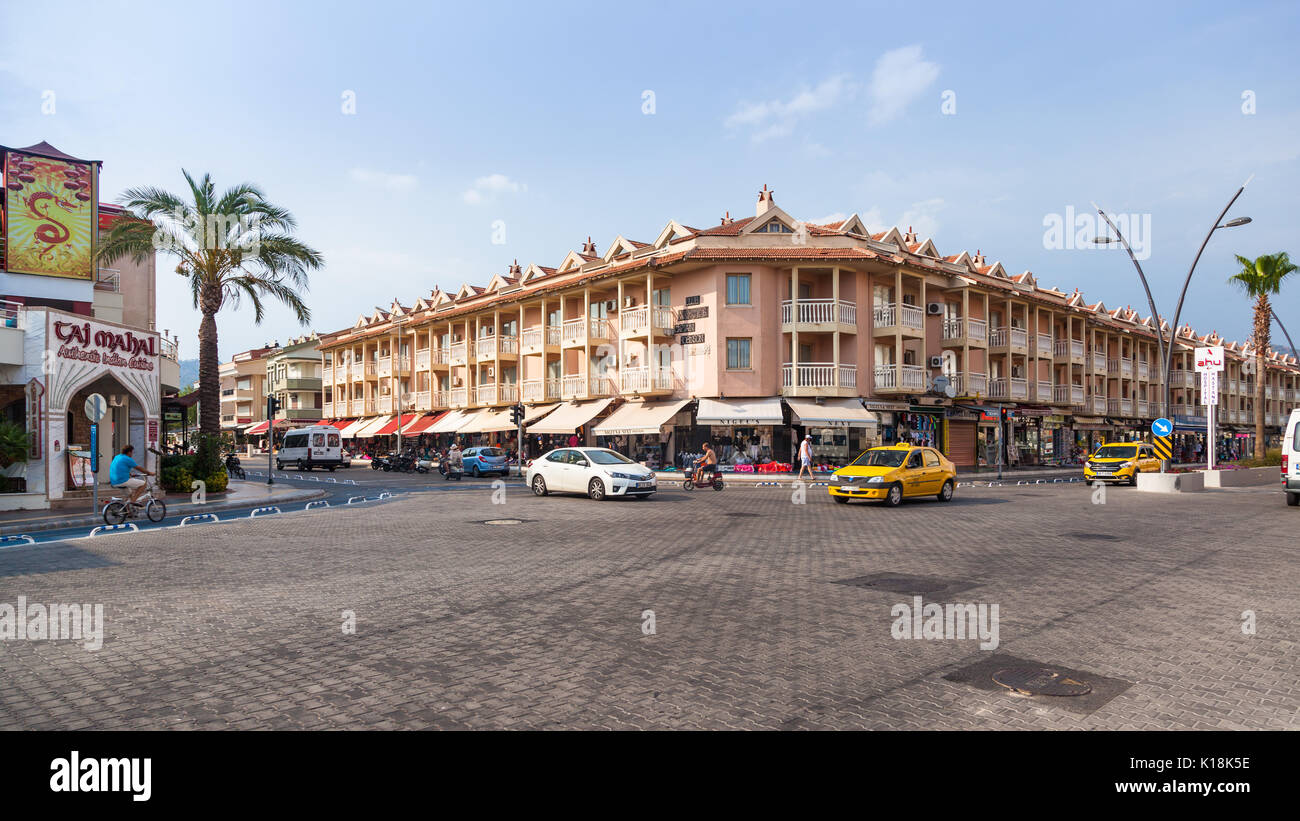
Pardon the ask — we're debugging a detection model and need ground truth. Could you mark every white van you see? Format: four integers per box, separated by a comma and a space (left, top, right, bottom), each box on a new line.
276, 425, 345, 471
1284, 408, 1300, 507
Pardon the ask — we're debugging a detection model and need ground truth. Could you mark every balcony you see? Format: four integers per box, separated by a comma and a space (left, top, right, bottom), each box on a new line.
322, 401, 334, 417
1089, 396, 1107, 415
872, 303, 924, 336
1137, 361, 1150, 381
414, 391, 431, 410
561, 318, 612, 347
1168, 403, 1194, 417
475, 335, 519, 359
1136, 399, 1150, 417
1053, 384, 1085, 407
377, 356, 392, 378
449, 387, 469, 407
941, 317, 988, 347
1054, 339, 1085, 364
619, 366, 674, 395
871, 363, 925, 394
476, 383, 519, 405
1089, 351, 1107, 372
323, 367, 334, 383
521, 378, 561, 403
779, 362, 859, 396
377, 395, 393, 414
448, 342, 470, 365
956, 371, 988, 397
414, 350, 430, 370
349, 363, 366, 381
1107, 398, 1134, 416
987, 377, 1028, 401
621, 305, 677, 336
432, 348, 450, 368
781, 299, 857, 330
1034, 381, 1053, 402
348, 399, 366, 416
1107, 359, 1134, 379
1034, 333, 1053, 357
988, 327, 1028, 352
1170, 369, 1195, 389
521, 326, 561, 352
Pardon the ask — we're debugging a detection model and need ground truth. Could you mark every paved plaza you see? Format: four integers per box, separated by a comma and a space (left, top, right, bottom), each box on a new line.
1, 479, 1296, 730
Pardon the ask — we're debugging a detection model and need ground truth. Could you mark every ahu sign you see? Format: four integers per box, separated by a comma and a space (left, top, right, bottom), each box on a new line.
1194, 345, 1225, 373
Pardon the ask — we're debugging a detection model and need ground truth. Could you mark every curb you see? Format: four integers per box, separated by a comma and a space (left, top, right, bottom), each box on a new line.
0, 487, 328, 536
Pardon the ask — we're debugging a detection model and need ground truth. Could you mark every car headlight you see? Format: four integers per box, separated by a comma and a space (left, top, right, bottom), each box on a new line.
611, 471, 635, 480
866, 476, 884, 484
1119, 461, 1133, 469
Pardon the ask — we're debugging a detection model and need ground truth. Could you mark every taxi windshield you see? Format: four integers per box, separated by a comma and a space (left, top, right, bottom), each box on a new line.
1093, 445, 1138, 459
850, 449, 908, 468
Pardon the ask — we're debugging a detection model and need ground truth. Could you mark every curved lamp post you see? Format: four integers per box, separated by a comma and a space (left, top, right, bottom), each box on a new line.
1090, 181, 1252, 469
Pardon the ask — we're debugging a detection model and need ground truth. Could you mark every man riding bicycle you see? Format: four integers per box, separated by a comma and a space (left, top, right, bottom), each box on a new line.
693, 442, 718, 485
109, 444, 154, 506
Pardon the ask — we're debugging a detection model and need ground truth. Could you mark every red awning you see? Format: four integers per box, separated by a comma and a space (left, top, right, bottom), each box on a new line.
402, 411, 447, 436
375, 413, 421, 436
245, 421, 270, 435
328, 419, 353, 429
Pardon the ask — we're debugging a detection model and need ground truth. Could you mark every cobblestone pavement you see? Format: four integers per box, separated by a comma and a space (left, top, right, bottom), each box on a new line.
1, 480, 1296, 730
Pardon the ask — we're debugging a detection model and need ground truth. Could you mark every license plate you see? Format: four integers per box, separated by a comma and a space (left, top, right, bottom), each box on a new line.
636, 481, 653, 488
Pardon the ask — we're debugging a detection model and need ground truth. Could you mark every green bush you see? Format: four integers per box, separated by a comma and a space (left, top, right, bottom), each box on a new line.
0, 420, 31, 467
1230, 448, 1282, 468
203, 471, 228, 494
159, 464, 193, 494
193, 433, 224, 480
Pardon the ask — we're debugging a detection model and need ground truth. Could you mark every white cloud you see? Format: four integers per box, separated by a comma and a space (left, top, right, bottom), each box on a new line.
867, 45, 940, 126
808, 212, 848, 226
726, 75, 853, 142
860, 198, 946, 238
462, 173, 526, 205
348, 167, 418, 191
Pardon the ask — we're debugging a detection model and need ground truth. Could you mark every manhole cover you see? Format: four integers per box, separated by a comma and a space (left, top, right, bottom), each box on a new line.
832, 573, 979, 597
1062, 532, 1120, 541
482, 519, 524, 526
993, 667, 1092, 697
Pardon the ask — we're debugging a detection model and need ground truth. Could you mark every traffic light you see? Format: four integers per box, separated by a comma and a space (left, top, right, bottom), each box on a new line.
267, 395, 281, 418
510, 403, 523, 426
999, 406, 1008, 423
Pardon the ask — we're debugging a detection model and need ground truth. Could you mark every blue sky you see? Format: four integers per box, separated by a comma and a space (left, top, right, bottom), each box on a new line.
2, 0, 1298, 358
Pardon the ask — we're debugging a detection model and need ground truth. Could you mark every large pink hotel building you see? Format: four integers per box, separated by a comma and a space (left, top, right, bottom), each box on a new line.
317, 187, 1299, 469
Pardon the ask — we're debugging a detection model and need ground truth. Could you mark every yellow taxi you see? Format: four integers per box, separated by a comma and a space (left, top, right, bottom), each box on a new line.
1082, 441, 1162, 485
828, 444, 957, 507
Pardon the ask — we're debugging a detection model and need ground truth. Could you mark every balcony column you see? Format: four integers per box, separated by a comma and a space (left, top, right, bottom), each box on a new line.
832, 267, 841, 387
961, 288, 971, 395
791, 267, 800, 388
583, 288, 591, 395
617, 279, 625, 391
894, 269, 903, 389
646, 271, 654, 385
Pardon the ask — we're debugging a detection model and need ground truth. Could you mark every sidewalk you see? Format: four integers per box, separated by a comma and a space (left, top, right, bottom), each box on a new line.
0, 481, 327, 537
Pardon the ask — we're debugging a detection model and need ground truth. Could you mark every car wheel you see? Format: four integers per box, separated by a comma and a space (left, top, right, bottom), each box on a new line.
883, 483, 903, 507
588, 478, 606, 501
276, 461, 283, 470
471, 465, 480, 477
1287, 492, 1299, 507
937, 480, 954, 502
531, 475, 548, 496
833, 496, 849, 504
297, 460, 305, 471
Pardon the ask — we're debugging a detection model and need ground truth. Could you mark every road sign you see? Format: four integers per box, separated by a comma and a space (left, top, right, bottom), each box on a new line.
1151, 417, 1174, 437
1201, 370, 1220, 405
84, 392, 107, 422
1152, 435, 1173, 462
1194, 345, 1225, 373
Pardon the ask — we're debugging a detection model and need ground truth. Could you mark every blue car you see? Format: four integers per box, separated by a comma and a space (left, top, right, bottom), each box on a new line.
462, 446, 509, 477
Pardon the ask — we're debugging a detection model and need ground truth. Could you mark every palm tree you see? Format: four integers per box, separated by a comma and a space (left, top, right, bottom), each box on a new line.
1228, 251, 1297, 459
97, 171, 322, 435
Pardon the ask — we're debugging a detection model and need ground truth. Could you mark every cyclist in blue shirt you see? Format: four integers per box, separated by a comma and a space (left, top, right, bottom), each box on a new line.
109, 444, 153, 506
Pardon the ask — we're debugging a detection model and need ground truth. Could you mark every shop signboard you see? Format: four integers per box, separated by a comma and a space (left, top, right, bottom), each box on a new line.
3, 150, 97, 279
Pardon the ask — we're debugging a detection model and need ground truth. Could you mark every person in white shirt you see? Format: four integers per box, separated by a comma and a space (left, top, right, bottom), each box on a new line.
797, 434, 814, 481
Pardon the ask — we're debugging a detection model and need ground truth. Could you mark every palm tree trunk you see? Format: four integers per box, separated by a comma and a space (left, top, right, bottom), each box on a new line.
198, 308, 221, 436
1254, 293, 1270, 459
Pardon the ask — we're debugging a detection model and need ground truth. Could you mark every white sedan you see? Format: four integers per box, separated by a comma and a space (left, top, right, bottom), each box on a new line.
526, 447, 657, 500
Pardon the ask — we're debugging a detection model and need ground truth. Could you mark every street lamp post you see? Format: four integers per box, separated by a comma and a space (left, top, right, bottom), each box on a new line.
1091, 180, 1251, 469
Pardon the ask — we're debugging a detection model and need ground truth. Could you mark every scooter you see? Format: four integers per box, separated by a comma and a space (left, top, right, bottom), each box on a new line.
224, 454, 246, 480
682, 466, 724, 491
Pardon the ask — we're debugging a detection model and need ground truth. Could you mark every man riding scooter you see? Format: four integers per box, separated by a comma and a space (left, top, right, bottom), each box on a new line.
443, 441, 464, 480
692, 442, 718, 486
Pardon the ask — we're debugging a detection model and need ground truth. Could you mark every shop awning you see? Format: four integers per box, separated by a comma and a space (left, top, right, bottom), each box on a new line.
458, 408, 516, 434
374, 413, 421, 436
245, 420, 270, 435
696, 397, 783, 426
593, 399, 691, 436
427, 410, 469, 434
528, 399, 613, 434
402, 412, 446, 436
786, 398, 879, 427
339, 418, 373, 439
328, 419, 354, 429
354, 415, 394, 438
523, 403, 561, 425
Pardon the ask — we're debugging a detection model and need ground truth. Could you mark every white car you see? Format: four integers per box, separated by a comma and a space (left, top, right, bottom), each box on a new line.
526, 447, 656, 500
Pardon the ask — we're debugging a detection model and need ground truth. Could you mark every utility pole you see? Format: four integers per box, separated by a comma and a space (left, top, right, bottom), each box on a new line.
266, 395, 279, 485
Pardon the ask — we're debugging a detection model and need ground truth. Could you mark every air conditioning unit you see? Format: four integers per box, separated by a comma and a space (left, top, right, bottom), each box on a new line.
486, 367, 495, 377
926, 302, 944, 316
928, 355, 944, 369
453, 377, 463, 386
604, 300, 617, 312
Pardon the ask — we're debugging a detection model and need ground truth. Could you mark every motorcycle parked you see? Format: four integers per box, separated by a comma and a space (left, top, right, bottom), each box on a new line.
371, 454, 391, 471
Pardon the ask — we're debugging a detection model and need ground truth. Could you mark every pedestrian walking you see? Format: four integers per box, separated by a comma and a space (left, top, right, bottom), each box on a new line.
797, 434, 814, 482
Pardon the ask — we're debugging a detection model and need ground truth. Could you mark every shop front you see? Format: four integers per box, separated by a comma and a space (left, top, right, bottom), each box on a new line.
785, 398, 879, 467
692, 397, 785, 470
527, 398, 612, 452
1070, 416, 1112, 456
894, 405, 946, 452
592, 398, 691, 469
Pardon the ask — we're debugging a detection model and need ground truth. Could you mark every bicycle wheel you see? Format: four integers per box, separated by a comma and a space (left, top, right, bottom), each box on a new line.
146, 499, 167, 523
103, 501, 127, 526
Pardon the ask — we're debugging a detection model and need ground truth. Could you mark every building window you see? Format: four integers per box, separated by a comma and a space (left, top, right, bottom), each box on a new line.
726, 273, 751, 305
726, 338, 751, 370
758, 219, 793, 233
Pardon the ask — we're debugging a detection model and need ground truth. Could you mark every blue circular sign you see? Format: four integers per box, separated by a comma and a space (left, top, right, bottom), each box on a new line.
1151, 417, 1174, 437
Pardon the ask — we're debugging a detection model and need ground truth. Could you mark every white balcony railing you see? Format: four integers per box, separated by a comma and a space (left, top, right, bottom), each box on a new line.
448, 342, 468, 362
1090, 351, 1106, 372
1090, 396, 1107, 414
619, 366, 673, 393
958, 371, 988, 396
377, 395, 393, 413
781, 299, 857, 326
989, 327, 1028, 350
1054, 384, 1085, 406
871, 364, 924, 391
780, 362, 858, 389
522, 378, 561, 402
988, 377, 1028, 400
1035, 381, 1052, 402
1035, 333, 1053, 356
415, 350, 430, 370
562, 374, 586, 396
449, 387, 468, 406
1055, 339, 1085, 360
873, 302, 924, 331
942, 317, 988, 345
475, 335, 518, 359
414, 391, 431, 409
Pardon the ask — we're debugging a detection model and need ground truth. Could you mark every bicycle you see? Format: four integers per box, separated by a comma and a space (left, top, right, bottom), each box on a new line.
102, 480, 167, 526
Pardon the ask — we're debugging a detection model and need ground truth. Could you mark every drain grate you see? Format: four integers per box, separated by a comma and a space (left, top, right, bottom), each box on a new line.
992, 667, 1092, 697
832, 573, 980, 598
